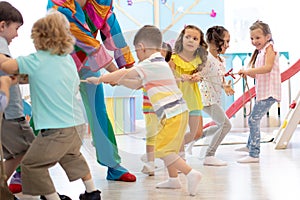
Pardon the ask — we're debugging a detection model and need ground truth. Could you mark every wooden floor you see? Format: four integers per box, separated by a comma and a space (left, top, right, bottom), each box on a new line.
15, 125, 300, 200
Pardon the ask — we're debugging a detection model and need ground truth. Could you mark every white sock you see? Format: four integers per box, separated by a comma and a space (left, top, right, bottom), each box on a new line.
18, 195, 41, 200
83, 179, 97, 193
186, 169, 202, 196
156, 177, 181, 189
44, 192, 60, 200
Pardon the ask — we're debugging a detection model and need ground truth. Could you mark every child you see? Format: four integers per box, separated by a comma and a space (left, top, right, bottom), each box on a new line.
191, 26, 234, 166
0, 1, 36, 194
141, 42, 172, 176
168, 25, 208, 156
87, 25, 202, 196
0, 11, 101, 200
0, 76, 17, 112
237, 20, 281, 163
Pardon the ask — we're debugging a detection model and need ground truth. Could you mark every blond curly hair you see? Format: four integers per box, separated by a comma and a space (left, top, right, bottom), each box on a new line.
31, 10, 75, 55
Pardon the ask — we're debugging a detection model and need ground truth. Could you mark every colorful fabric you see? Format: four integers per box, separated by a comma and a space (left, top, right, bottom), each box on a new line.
48, 0, 134, 72
142, 88, 154, 113
171, 54, 203, 111
48, 0, 135, 180
255, 42, 281, 102
79, 68, 121, 167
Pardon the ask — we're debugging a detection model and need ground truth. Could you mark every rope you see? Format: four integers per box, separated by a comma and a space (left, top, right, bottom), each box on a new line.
241, 75, 252, 116
179, 68, 253, 116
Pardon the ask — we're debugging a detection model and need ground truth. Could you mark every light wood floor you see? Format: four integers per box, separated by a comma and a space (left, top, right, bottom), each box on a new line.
15, 125, 300, 200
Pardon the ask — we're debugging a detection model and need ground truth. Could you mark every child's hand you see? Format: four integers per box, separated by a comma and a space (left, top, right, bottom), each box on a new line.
238, 69, 248, 78
223, 80, 235, 96
86, 76, 102, 85
238, 69, 255, 79
0, 76, 12, 86
180, 74, 193, 82
109, 82, 119, 87
190, 73, 203, 82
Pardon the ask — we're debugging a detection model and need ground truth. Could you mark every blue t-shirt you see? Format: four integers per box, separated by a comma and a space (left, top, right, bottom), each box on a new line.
0, 36, 24, 119
17, 50, 85, 130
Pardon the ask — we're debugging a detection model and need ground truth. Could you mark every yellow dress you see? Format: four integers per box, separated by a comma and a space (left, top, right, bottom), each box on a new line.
171, 54, 203, 111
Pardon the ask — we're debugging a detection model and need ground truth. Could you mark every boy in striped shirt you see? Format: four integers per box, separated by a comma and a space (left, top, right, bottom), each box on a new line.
87, 25, 202, 196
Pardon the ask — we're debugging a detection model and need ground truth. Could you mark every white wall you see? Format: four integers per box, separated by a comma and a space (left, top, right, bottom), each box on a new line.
224, 0, 299, 64
5, 1, 47, 56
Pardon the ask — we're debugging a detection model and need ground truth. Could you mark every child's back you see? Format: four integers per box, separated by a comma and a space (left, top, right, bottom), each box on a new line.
17, 51, 84, 129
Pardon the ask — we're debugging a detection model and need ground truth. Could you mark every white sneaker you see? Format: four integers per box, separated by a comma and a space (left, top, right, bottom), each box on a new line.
203, 156, 227, 166
235, 146, 249, 152
141, 162, 155, 176
237, 156, 259, 163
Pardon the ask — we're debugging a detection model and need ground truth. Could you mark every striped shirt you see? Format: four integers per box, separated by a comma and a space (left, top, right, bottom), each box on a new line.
135, 52, 188, 119
255, 42, 281, 102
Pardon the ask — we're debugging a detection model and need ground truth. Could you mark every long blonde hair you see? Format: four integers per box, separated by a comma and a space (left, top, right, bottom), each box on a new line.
31, 10, 75, 55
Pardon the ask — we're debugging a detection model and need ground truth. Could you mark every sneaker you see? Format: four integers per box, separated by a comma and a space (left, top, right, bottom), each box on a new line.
237, 156, 259, 163
79, 190, 101, 200
235, 146, 249, 152
40, 193, 72, 200
203, 156, 227, 166
141, 162, 155, 176
9, 171, 22, 194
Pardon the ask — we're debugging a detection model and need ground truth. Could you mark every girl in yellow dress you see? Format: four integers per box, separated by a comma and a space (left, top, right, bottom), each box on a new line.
168, 25, 208, 156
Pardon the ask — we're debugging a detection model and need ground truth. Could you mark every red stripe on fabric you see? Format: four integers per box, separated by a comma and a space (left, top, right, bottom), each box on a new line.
144, 79, 174, 90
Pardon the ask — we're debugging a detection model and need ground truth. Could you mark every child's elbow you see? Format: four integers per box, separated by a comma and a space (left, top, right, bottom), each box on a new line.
265, 66, 273, 73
